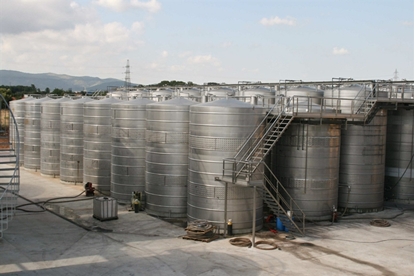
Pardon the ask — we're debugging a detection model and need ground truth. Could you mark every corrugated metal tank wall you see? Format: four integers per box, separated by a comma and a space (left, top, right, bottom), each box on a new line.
9, 97, 35, 165
188, 99, 264, 233
323, 84, 388, 213
111, 98, 154, 203
83, 97, 121, 191
384, 107, 414, 204
24, 97, 52, 170
274, 123, 341, 221
338, 110, 388, 212
40, 97, 72, 177
60, 97, 94, 183
145, 98, 197, 217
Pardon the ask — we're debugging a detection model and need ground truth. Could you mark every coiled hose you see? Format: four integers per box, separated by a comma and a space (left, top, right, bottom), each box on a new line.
229, 238, 252, 248
229, 238, 279, 250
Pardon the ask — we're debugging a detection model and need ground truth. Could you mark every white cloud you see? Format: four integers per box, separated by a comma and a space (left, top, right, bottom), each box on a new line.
179, 51, 192, 58
0, 0, 92, 34
95, 0, 161, 13
131, 21, 144, 34
222, 42, 232, 48
402, 21, 413, 26
0, 21, 144, 76
187, 55, 221, 66
332, 47, 349, 55
260, 16, 296, 26
161, 51, 168, 58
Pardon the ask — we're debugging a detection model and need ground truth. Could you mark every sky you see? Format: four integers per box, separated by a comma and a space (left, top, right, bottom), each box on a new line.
0, 0, 413, 85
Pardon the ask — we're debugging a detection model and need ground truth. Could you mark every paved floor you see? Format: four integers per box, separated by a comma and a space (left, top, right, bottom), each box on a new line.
0, 167, 413, 275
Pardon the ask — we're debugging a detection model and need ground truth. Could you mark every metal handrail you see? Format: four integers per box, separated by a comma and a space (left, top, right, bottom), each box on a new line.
229, 97, 293, 179
262, 162, 305, 235
0, 94, 20, 238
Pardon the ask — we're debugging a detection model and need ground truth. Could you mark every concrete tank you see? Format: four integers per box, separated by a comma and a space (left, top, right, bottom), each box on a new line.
24, 97, 52, 170
83, 97, 121, 191
188, 98, 265, 233
40, 97, 72, 177
145, 98, 197, 217
111, 98, 154, 203
384, 107, 414, 204
60, 97, 94, 184
274, 121, 341, 221
9, 97, 35, 165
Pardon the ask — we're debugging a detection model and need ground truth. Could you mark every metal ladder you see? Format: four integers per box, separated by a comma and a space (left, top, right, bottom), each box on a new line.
0, 94, 20, 238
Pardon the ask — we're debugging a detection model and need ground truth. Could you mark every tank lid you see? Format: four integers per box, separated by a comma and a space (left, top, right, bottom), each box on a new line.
12, 96, 35, 102
196, 98, 254, 108
42, 97, 73, 104
114, 98, 154, 106
85, 97, 122, 105
30, 97, 53, 103
148, 97, 197, 106
68, 97, 96, 104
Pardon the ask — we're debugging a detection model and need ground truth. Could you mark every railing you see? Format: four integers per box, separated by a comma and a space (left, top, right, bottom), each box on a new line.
230, 97, 293, 178
262, 162, 305, 235
0, 94, 20, 238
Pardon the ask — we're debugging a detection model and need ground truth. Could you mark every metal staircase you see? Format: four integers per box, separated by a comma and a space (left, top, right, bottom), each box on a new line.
261, 163, 305, 235
352, 83, 382, 124
221, 97, 294, 184
0, 95, 20, 238
217, 96, 305, 235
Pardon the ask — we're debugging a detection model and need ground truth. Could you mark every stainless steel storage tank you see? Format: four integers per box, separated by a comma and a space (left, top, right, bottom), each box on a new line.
150, 89, 174, 102
273, 121, 341, 221
40, 97, 72, 177
83, 97, 121, 191
284, 86, 324, 105
204, 87, 235, 101
338, 110, 387, 213
111, 98, 154, 203
145, 98, 197, 217
128, 89, 150, 100
24, 97, 52, 170
188, 99, 265, 233
9, 96, 35, 165
179, 88, 202, 102
384, 107, 414, 204
238, 87, 275, 106
324, 84, 369, 114
60, 97, 94, 183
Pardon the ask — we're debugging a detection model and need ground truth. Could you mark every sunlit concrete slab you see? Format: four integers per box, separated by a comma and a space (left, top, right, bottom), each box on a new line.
0, 168, 413, 275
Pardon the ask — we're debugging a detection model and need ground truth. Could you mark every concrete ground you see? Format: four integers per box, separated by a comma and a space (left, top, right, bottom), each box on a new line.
0, 167, 413, 276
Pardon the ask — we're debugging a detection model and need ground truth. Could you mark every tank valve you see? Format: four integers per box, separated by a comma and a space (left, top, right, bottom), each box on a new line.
332, 205, 338, 223
227, 219, 233, 236
84, 182, 95, 197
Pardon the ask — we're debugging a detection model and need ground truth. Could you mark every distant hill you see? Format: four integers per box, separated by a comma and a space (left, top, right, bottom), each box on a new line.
0, 70, 136, 91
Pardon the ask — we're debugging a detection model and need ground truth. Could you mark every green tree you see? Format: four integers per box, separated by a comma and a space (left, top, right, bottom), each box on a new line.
45, 87, 50, 94
52, 88, 65, 96
0, 88, 13, 104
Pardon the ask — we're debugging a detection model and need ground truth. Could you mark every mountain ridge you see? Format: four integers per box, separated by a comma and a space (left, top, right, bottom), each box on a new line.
0, 70, 134, 91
